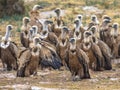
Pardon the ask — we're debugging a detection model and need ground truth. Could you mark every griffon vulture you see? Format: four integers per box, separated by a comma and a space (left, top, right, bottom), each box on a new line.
90, 26, 112, 70
65, 38, 90, 81
17, 37, 40, 77
57, 26, 69, 67
39, 20, 59, 47
52, 8, 65, 37
80, 31, 104, 71
0, 25, 18, 71
111, 23, 120, 58
72, 18, 85, 43
29, 5, 43, 33
20, 17, 31, 48
99, 18, 112, 49
87, 15, 99, 30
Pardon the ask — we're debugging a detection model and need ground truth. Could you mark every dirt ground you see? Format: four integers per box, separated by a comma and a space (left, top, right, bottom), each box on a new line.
0, 60, 120, 90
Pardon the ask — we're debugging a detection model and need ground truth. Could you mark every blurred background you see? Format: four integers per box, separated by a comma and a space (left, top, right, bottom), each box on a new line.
0, 0, 120, 44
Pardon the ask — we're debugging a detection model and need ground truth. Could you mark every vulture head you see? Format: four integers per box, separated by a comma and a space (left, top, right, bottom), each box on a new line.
83, 31, 92, 50
60, 26, 69, 46
29, 28, 34, 39
91, 15, 99, 24
39, 20, 53, 39
112, 23, 119, 30
23, 17, 30, 26
102, 15, 111, 21
89, 26, 99, 44
90, 26, 97, 35
32, 5, 43, 11
111, 23, 119, 38
32, 25, 38, 35
69, 38, 76, 54
54, 8, 61, 17
77, 14, 83, 21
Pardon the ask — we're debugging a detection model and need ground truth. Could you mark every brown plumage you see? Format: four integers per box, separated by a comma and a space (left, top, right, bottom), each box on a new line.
57, 26, 69, 66
39, 20, 58, 47
0, 25, 18, 71
81, 31, 104, 71
51, 8, 65, 37
17, 37, 40, 77
72, 18, 85, 46
87, 15, 99, 30
99, 18, 113, 49
29, 5, 43, 33
39, 39, 62, 70
65, 38, 90, 81
90, 26, 112, 70
20, 17, 31, 48
110, 23, 120, 58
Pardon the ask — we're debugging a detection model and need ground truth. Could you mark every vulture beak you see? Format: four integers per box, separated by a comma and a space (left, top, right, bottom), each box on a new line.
44, 20, 53, 25
90, 26, 97, 34
23, 17, 30, 23
69, 38, 76, 53
62, 26, 69, 33
69, 38, 76, 44
84, 31, 92, 38
103, 19, 111, 24
33, 5, 43, 11
102, 15, 111, 21
74, 19, 79, 25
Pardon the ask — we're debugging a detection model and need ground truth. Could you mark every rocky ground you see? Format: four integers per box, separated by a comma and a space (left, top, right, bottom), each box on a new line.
0, 60, 120, 90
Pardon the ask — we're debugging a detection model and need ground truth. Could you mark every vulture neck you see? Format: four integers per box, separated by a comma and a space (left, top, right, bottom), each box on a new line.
75, 22, 81, 32
23, 21, 28, 27
5, 29, 11, 41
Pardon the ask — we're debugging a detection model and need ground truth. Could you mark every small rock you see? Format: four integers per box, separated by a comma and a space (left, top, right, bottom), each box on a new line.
110, 78, 119, 81
89, 78, 99, 83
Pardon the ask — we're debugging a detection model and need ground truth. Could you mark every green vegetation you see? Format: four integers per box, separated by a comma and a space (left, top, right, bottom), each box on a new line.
0, 0, 120, 40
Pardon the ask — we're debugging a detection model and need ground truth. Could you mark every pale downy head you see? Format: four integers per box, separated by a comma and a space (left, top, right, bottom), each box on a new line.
32, 5, 43, 11
102, 19, 111, 25
61, 26, 69, 36
74, 18, 81, 29
54, 8, 61, 17
23, 17, 30, 25
69, 38, 76, 54
77, 14, 83, 21
32, 25, 38, 35
90, 26, 97, 35
60, 26, 69, 46
112, 23, 119, 30
83, 31, 92, 44
33, 37, 40, 45
29, 28, 34, 38
91, 15, 97, 22
102, 15, 111, 21
111, 23, 119, 38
